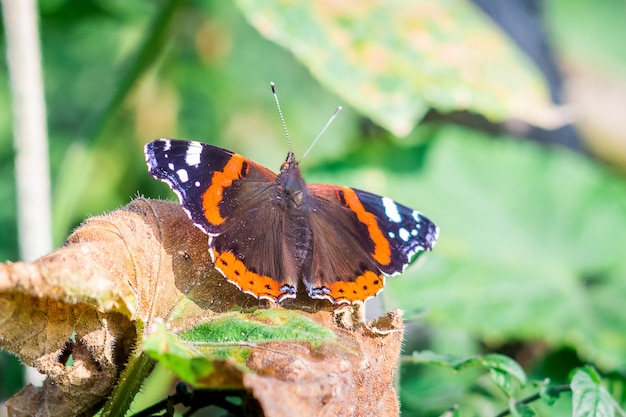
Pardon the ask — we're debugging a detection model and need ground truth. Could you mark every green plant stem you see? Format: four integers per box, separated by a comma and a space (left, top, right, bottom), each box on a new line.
493, 385, 572, 417
100, 349, 156, 417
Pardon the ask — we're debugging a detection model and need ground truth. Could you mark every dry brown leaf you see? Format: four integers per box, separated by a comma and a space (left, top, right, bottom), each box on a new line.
0, 198, 404, 417
242, 310, 404, 417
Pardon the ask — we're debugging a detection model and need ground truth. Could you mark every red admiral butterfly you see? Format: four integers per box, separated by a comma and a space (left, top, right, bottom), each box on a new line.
144, 93, 438, 304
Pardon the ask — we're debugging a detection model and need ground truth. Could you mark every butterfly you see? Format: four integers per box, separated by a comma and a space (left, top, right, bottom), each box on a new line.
144, 138, 438, 304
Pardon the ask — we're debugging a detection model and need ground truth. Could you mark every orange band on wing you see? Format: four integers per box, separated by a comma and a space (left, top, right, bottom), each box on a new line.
324, 270, 385, 303
210, 248, 294, 302
202, 155, 249, 225
338, 187, 391, 265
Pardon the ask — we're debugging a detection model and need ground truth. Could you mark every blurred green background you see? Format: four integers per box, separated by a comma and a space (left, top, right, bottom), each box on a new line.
2, 0, 626, 415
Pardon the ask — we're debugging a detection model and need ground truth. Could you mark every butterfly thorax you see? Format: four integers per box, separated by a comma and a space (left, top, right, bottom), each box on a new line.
278, 152, 310, 210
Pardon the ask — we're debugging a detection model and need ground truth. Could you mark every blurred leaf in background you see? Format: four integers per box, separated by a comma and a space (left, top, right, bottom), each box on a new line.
1, 0, 626, 415
237, 0, 560, 136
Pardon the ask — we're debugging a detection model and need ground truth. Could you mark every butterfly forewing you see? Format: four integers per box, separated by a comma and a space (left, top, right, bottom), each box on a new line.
145, 139, 298, 302
145, 139, 277, 234
350, 188, 438, 275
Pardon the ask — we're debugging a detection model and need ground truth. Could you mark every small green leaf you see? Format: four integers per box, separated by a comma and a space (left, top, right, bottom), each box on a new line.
143, 322, 220, 386
490, 368, 518, 398
510, 402, 537, 417
539, 381, 563, 406
482, 354, 528, 387
411, 350, 478, 369
571, 368, 615, 417
411, 350, 526, 395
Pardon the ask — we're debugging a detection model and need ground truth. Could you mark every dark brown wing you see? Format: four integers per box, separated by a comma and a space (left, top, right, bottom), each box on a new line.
303, 185, 387, 303
145, 139, 298, 302
209, 199, 300, 303
305, 184, 438, 304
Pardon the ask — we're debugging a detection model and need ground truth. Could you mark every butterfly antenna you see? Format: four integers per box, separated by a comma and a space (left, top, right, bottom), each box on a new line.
270, 82, 293, 154
301, 106, 342, 161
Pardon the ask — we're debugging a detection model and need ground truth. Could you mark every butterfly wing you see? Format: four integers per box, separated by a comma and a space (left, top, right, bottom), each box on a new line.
349, 188, 438, 273
145, 139, 298, 301
145, 139, 277, 234
305, 185, 438, 303
207, 202, 300, 302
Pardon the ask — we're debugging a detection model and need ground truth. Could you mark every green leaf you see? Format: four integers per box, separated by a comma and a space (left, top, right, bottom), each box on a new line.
578, 366, 603, 385
411, 351, 526, 396
510, 402, 537, 417
378, 125, 626, 368
411, 350, 479, 369
400, 363, 476, 416
539, 382, 563, 406
236, 0, 556, 136
178, 309, 336, 346
483, 354, 528, 388
143, 322, 218, 387
571, 368, 615, 417
490, 368, 519, 398
143, 310, 336, 387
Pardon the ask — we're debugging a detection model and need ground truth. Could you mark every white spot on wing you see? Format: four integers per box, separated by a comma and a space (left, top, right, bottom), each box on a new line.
388, 231, 395, 238
194, 181, 200, 187
399, 228, 410, 242
168, 163, 174, 170
163, 139, 172, 151
177, 168, 189, 183
185, 142, 202, 166
382, 197, 402, 223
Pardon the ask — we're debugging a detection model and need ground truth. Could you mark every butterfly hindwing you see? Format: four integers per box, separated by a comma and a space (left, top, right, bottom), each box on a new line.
208, 197, 299, 302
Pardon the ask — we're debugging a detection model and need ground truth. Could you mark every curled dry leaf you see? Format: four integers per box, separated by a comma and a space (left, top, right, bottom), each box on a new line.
0, 198, 404, 417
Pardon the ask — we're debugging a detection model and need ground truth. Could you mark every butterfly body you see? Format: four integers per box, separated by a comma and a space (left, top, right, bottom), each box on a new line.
145, 139, 438, 304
